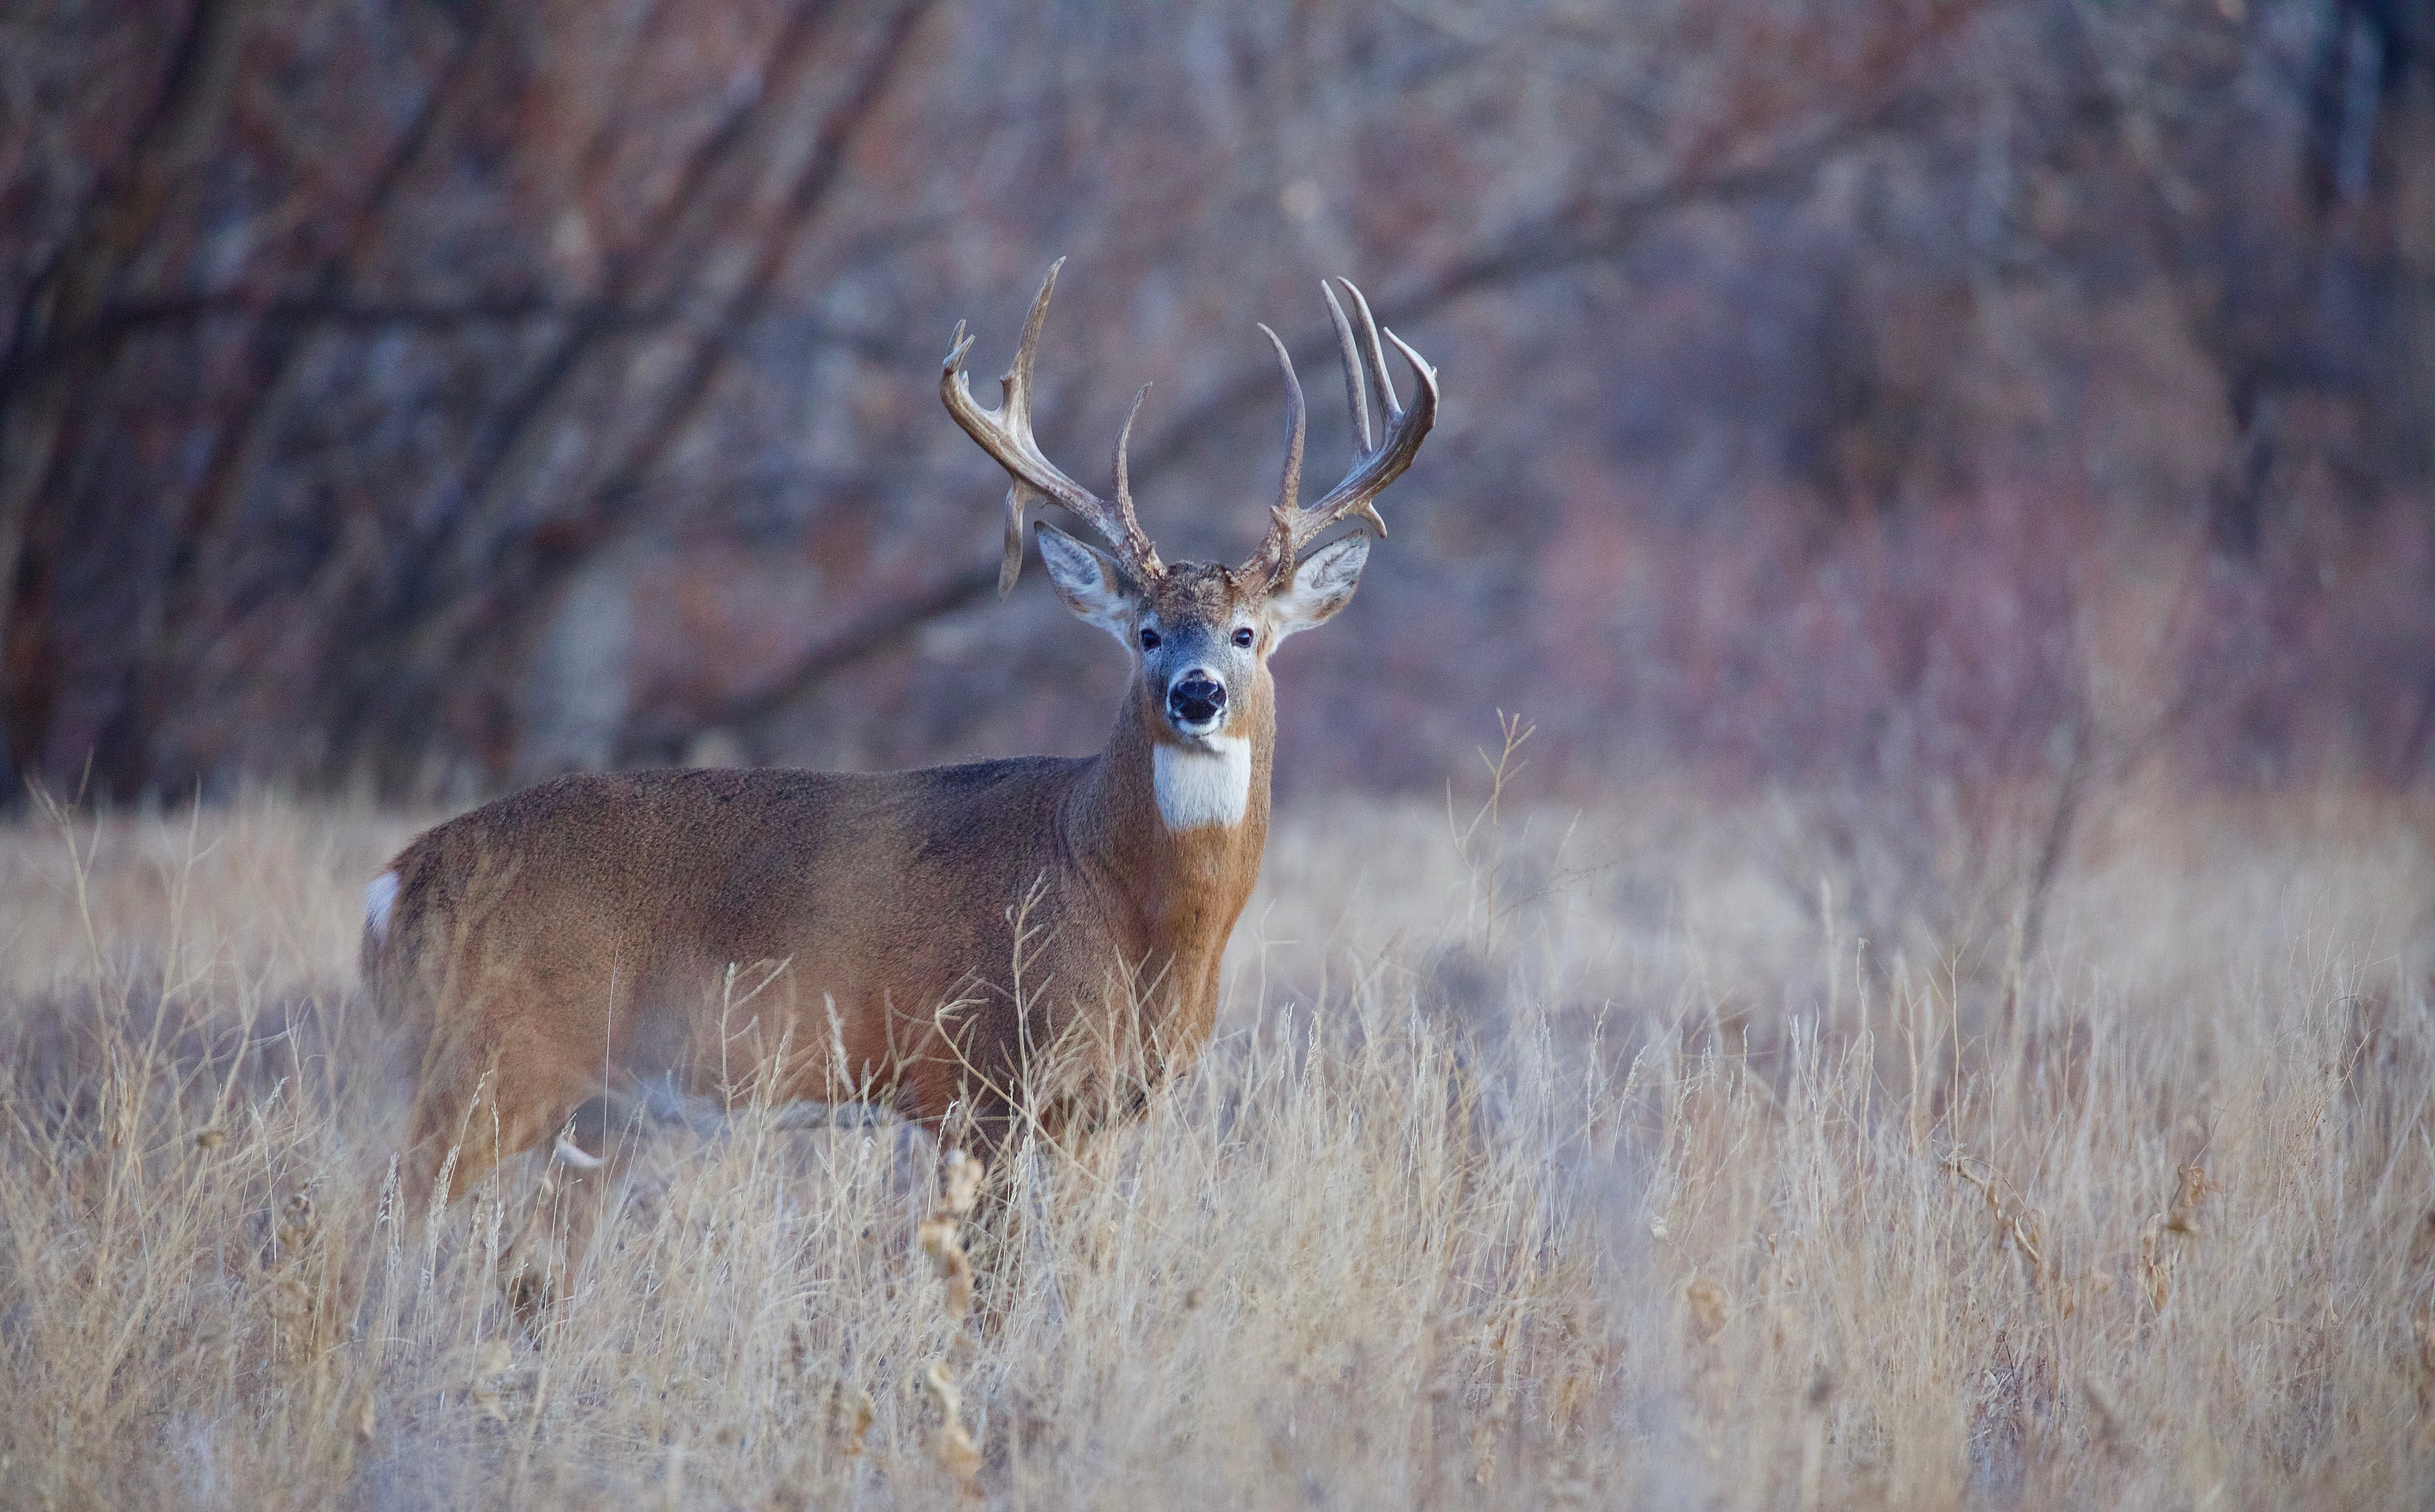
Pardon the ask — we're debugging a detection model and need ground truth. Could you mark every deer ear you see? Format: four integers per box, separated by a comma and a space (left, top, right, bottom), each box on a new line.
1267, 531, 1369, 644
1036, 523, 1137, 646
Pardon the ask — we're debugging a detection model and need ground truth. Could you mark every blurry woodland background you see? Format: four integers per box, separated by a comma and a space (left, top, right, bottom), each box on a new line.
4, 0, 2432, 814
7, 9, 2435, 1503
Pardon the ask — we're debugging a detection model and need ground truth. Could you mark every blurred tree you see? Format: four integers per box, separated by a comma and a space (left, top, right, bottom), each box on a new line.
0, 0, 2427, 805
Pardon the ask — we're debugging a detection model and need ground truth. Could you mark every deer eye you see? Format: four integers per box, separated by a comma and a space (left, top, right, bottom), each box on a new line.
1232, 627, 1255, 648
1139, 627, 1161, 651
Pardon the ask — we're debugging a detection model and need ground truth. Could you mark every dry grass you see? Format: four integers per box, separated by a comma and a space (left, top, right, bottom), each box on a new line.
0, 780, 2430, 1509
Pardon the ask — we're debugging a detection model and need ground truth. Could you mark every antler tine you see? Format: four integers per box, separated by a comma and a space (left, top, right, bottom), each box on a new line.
1322, 283, 1372, 454
1258, 324, 1307, 517
1238, 277, 1439, 589
1100, 382, 1162, 578
941, 260, 1164, 593
1112, 382, 1151, 517
1333, 277, 1400, 435
1006, 257, 1058, 428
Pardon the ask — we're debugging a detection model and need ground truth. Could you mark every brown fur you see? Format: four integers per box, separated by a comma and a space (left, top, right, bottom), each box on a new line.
367, 565, 1283, 1215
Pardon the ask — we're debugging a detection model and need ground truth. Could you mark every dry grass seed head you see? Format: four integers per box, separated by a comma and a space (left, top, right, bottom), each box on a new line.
470, 1339, 515, 1424
1686, 1277, 1729, 1342
943, 1148, 984, 1216
2165, 1163, 2220, 1236
920, 1360, 984, 1482
278, 1189, 317, 1249
828, 1383, 876, 1458
2140, 1219, 2173, 1313
918, 1158, 979, 1324
912, 1154, 987, 1484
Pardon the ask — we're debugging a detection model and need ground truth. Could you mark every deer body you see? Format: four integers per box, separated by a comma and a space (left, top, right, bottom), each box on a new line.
367, 264, 1434, 1214
370, 681, 1272, 1200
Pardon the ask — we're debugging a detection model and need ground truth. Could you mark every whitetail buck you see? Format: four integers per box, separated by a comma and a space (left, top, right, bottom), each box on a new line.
363, 263, 1436, 1220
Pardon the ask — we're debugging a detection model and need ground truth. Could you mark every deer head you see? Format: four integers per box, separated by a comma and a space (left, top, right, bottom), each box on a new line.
940, 263, 1438, 786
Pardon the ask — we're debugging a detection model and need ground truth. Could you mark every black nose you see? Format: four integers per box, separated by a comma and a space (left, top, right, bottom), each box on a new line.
1168, 674, 1226, 725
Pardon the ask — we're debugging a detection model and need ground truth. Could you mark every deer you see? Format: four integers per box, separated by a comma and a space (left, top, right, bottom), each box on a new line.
361, 262, 1437, 1236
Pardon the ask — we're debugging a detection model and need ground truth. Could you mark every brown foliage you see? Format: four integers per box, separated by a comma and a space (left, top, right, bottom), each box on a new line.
1, 0, 2429, 803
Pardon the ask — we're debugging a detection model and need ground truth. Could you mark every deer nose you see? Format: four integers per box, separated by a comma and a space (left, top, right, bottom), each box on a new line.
1168, 674, 1226, 726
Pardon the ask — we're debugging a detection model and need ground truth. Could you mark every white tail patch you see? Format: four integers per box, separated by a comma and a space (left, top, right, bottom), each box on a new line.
1153, 737, 1251, 831
364, 870, 399, 944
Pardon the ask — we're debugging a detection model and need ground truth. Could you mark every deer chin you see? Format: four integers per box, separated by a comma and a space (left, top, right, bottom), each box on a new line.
1164, 709, 1228, 744
1152, 735, 1251, 831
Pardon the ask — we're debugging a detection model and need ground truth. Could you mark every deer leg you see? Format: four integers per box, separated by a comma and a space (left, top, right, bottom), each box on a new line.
394, 1030, 596, 1233
498, 1093, 642, 1318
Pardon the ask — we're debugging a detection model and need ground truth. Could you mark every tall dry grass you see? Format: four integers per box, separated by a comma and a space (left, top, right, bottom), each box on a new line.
0, 779, 2429, 1508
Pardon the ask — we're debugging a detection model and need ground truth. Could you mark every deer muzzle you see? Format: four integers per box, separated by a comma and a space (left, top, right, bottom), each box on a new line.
1167, 673, 1227, 731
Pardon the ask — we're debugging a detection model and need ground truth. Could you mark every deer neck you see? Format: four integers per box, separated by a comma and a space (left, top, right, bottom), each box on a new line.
1064, 693, 1273, 964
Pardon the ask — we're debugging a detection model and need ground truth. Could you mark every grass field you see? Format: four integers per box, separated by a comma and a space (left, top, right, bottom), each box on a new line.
0, 780, 2429, 1508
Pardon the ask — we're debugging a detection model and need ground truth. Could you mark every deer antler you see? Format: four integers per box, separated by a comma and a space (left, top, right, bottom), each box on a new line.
942, 260, 1164, 594
1238, 277, 1438, 590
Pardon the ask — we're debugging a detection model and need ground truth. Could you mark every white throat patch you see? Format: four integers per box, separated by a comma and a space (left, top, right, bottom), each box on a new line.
1153, 738, 1252, 831
364, 870, 399, 944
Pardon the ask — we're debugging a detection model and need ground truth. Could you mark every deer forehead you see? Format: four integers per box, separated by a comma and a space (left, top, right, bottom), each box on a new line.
1141, 564, 1254, 625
